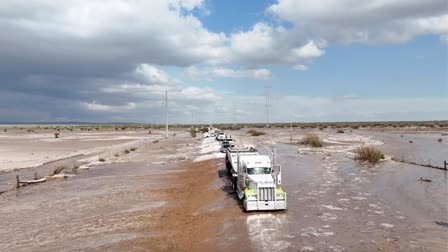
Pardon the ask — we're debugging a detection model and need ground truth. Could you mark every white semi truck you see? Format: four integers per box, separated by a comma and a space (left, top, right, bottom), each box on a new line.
226, 148, 287, 211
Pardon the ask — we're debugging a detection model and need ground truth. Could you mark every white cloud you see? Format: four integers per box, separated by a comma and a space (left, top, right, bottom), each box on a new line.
186, 66, 272, 80
293, 64, 308, 71
82, 102, 136, 111
253, 69, 272, 80
103, 65, 221, 104
134, 64, 170, 84
228, 22, 326, 68
0, 0, 228, 69
268, 0, 448, 44
293, 41, 325, 59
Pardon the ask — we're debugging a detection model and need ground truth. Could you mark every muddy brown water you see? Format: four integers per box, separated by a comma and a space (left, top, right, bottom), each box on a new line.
1, 131, 447, 251
216, 131, 447, 251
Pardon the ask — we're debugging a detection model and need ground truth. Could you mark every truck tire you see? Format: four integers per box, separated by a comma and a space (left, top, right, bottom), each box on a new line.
232, 177, 237, 191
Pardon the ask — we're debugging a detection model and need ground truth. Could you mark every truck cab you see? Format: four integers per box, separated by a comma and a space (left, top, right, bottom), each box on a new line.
225, 147, 258, 178
236, 155, 287, 211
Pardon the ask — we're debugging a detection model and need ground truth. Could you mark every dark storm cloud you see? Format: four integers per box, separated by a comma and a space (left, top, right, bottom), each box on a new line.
0, 0, 228, 122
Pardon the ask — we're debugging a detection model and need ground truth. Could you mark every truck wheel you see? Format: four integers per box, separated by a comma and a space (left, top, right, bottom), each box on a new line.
225, 161, 230, 175
232, 177, 237, 191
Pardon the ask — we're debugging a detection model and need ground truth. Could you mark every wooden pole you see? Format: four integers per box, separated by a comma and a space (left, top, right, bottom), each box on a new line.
16, 175, 20, 189
165, 90, 168, 139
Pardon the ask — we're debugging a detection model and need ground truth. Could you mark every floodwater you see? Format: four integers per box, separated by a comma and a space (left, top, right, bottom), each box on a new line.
364, 131, 448, 168
0, 161, 178, 251
1, 129, 447, 251
219, 129, 448, 251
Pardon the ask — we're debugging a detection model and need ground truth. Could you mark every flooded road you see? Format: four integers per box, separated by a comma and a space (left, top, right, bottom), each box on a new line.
1, 128, 447, 251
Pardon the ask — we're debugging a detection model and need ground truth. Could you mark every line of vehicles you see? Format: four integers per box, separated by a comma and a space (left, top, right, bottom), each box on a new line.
206, 128, 287, 212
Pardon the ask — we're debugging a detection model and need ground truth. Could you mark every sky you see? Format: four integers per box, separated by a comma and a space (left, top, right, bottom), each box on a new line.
0, 0, 447, 124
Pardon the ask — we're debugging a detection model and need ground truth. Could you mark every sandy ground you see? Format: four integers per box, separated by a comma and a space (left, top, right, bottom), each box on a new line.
0, 128, 169, 171
1, 127, 447, 251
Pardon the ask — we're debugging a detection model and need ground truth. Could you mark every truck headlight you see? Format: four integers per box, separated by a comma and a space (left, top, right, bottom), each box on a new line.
276, 188, 285, 200
246, 193, 257, 200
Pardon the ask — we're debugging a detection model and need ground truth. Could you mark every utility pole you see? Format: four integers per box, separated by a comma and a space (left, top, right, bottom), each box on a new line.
265, 86, 271, 127
290, 113, 293, 141
165, 90, 168, 138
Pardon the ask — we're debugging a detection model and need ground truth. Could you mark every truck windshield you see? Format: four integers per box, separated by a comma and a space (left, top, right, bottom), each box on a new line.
247, 167, 271, 175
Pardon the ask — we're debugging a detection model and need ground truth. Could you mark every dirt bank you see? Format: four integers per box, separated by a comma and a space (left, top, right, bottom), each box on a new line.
102, 158, 247, 251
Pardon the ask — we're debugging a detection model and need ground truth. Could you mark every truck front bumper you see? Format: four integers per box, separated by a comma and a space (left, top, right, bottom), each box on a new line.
243, 200, 287, 211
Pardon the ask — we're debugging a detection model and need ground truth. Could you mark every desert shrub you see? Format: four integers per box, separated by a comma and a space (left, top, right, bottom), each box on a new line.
130, 147, 137, 151
153, 140, 159, 144
354, 145, 385, 164
247, 129, 266, 136
409, 140, 413, 143
114, 153, 119, 157
437, 138, 443, 142
98, 157, 106, 162
49, 166, 65, 176
190, 128, 197, 138
3, 129, 6, 132
124, 149, 130, 154
337, 130, 345, 134
148, 130, 152, 134
199, 127, 209, 133
302, 133, 322, 147
351, 125, 360, 129
54, 132, 60, 138
319, 127, 324, 130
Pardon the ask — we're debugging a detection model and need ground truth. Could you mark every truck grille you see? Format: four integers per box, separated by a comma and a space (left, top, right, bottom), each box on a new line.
258, 187, 275, 201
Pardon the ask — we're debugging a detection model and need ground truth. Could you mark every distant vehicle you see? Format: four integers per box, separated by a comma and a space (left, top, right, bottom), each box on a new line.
202, 132, 210, 138
220, 141, 232, 152
224, 137, 234, 147
216, 132, 226, 141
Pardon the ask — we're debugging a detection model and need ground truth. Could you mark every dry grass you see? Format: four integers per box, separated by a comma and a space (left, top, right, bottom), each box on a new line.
49, 165, 65, 176
247, 129, 266, 136
302, 133, 322, 147
354, 145, 385, 164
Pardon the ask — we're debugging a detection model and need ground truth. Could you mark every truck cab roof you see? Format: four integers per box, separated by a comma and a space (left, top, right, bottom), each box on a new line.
240, 155, 271, 168
227, 147, 257, 153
